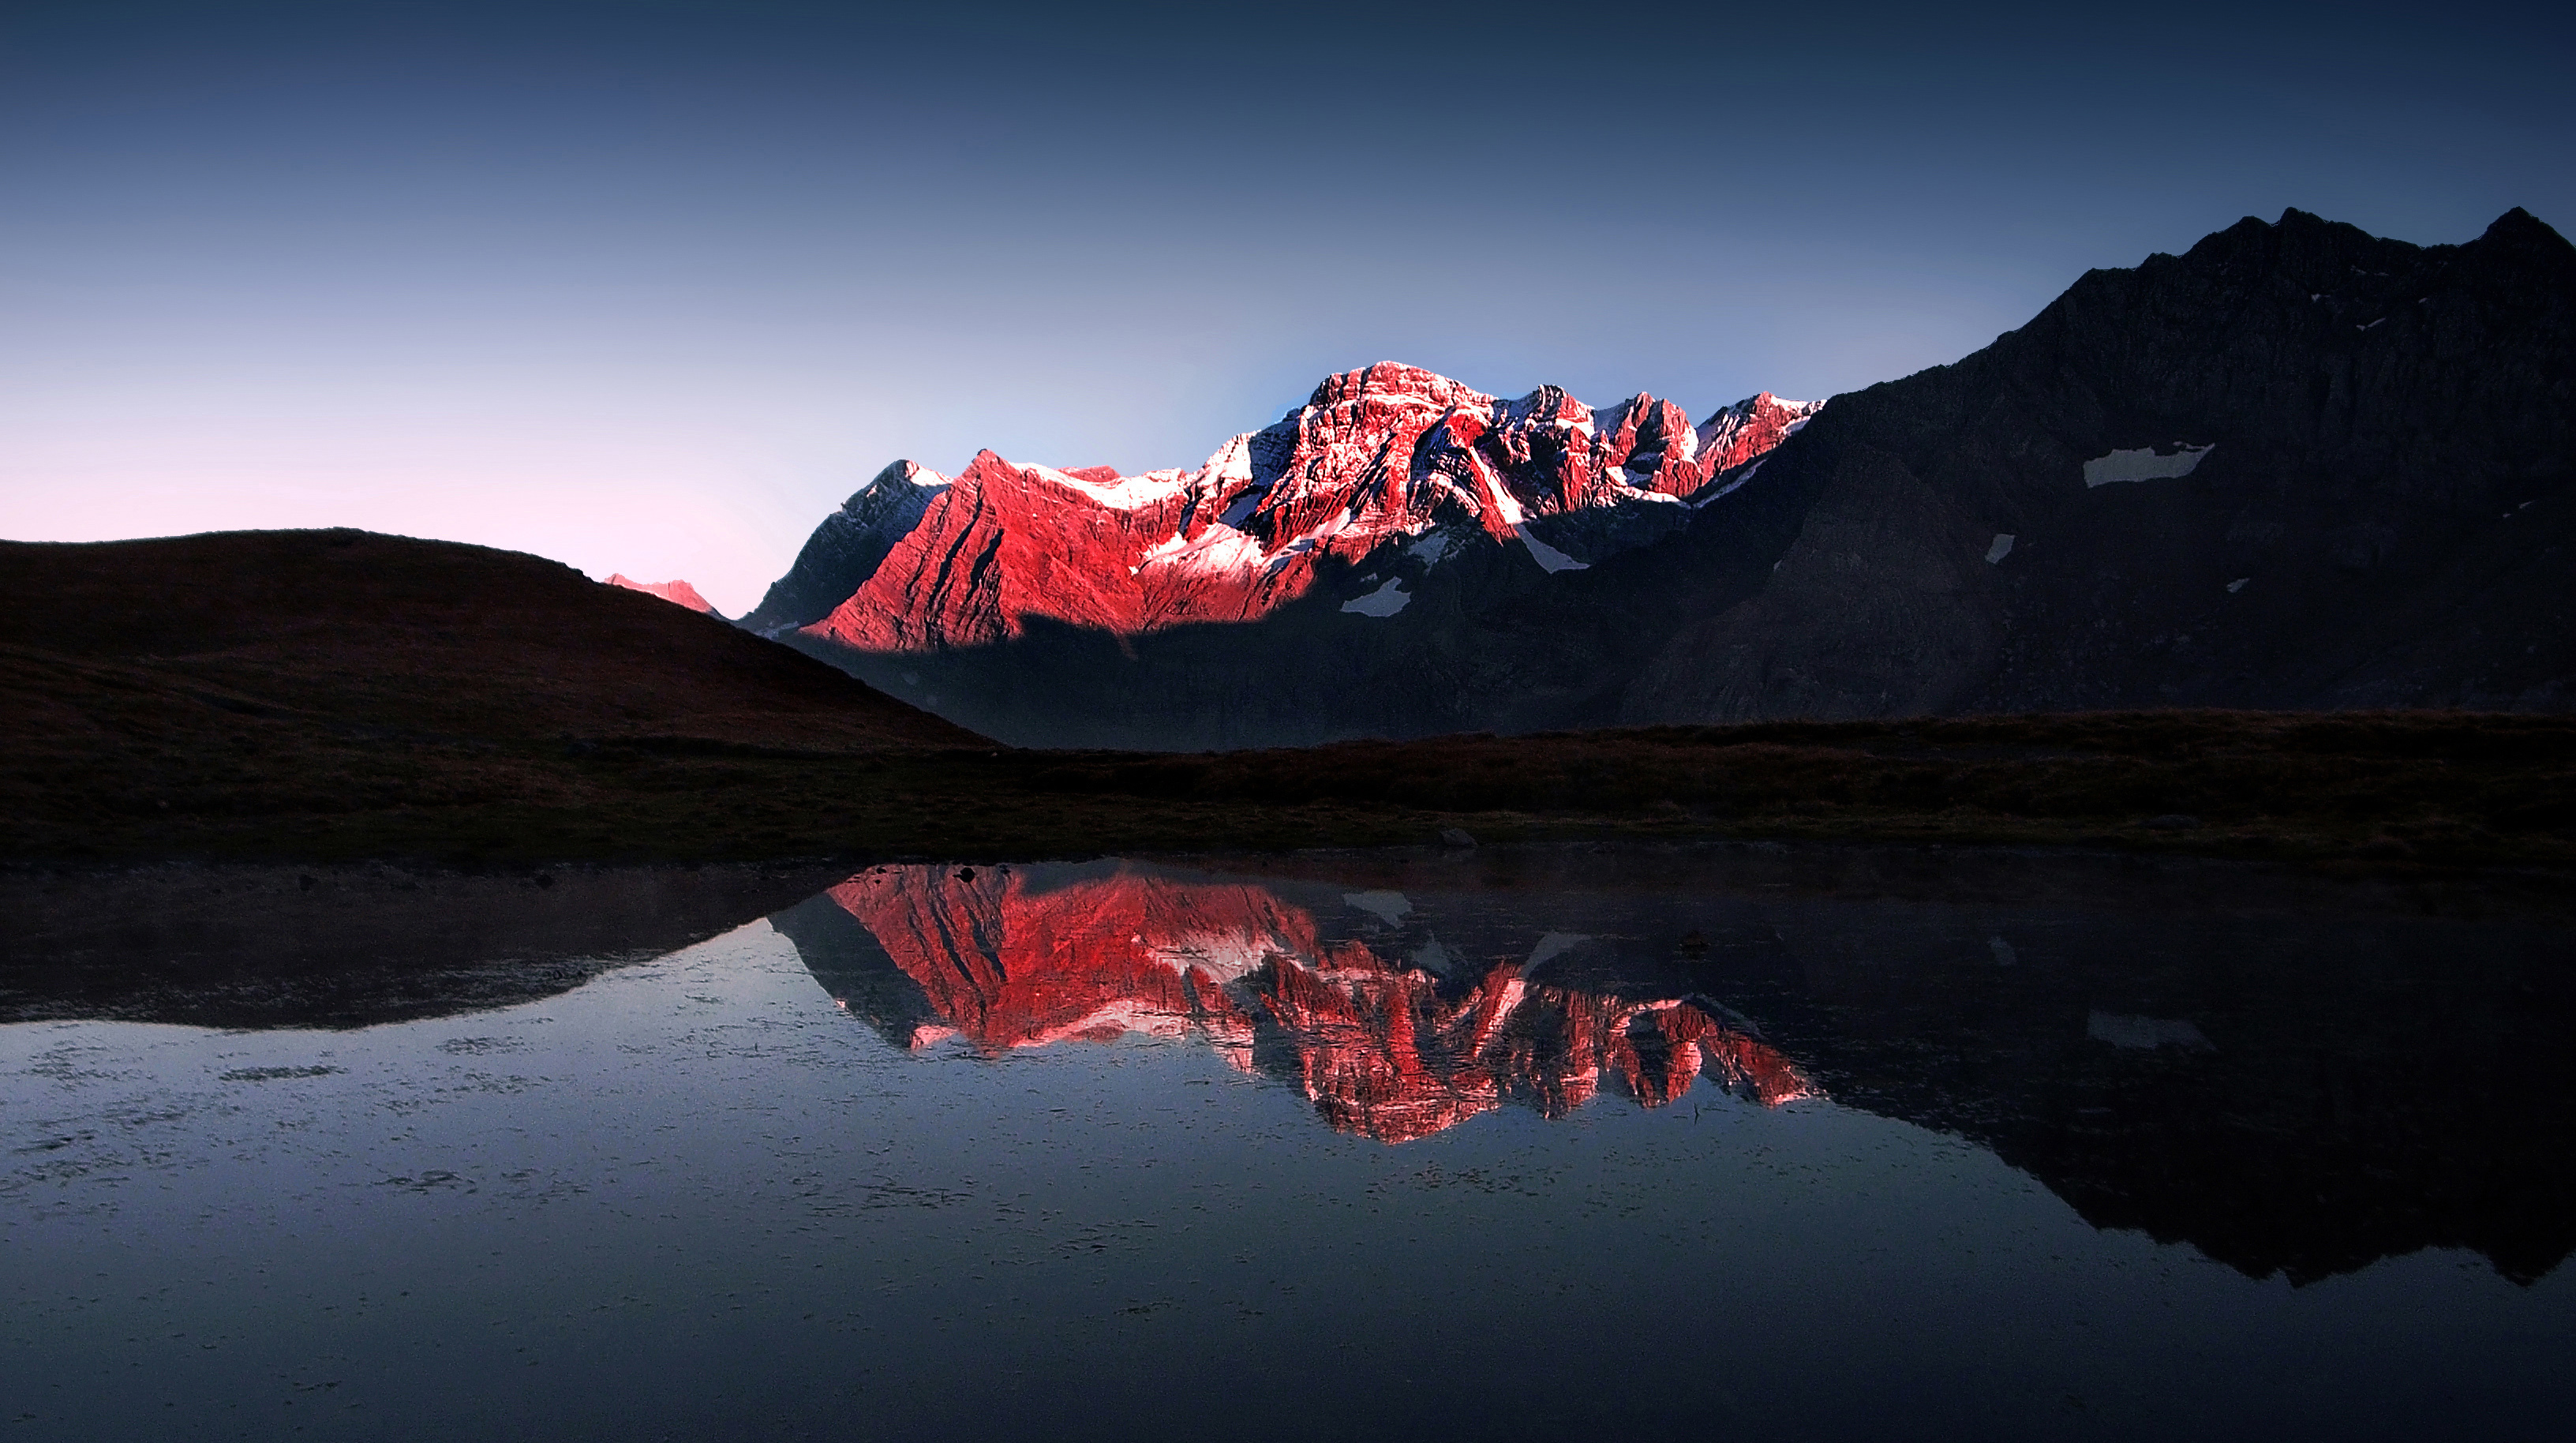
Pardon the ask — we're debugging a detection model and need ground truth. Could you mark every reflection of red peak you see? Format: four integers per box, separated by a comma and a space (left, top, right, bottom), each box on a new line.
607, 574, 718, 614
1694, 392, 1824, 475
825, 864, 1814, 1143
826, 865, 1316, 1053
797, 365, 1818, 654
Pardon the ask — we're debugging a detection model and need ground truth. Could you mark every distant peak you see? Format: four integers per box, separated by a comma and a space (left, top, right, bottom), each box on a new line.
607, 574, 718, 615
2479, 206, 2570, 252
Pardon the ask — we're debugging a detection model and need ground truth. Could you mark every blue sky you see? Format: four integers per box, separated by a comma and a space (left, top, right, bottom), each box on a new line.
4, 0, 2569, 612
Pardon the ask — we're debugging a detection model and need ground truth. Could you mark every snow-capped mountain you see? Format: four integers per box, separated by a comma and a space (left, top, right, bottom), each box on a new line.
742, 365, 1817, 745
747, 365, 1816, 649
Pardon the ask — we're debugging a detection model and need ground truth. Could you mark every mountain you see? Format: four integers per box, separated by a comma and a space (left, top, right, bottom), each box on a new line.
744, 368, 1818, 746
773, 860, 1810, 1144
1626, 206, 2576, 721
754, 209, 2573, 748
607, 573, 719, 615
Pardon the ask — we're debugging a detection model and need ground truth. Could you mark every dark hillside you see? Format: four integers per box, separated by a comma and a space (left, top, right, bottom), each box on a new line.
0, 529, 979, 860
0, 528, 976, 751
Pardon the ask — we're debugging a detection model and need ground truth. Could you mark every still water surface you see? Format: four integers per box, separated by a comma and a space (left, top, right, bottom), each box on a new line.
4, 848, 2570, 1440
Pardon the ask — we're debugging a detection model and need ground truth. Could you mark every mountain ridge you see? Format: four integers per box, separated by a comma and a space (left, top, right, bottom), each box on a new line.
742, 365, 1820, 650
744, 207, 2573, 748
1627, 205, 2576, 722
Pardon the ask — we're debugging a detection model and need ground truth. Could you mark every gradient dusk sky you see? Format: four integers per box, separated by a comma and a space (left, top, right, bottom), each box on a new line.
5, 1, 2570, 613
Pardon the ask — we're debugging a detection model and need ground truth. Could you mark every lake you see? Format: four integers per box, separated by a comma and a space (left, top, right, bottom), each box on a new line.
4, 846, 2569, 1440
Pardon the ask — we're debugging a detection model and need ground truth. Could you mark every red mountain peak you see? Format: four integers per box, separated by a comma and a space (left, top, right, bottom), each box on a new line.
1696, 391, 1825, 474
606, 574, 718, 615
789, 365, 1818, 654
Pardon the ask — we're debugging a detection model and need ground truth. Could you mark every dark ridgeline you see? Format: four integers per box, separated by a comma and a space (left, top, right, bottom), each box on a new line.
0, 528, 982, 860
753, 209, 2575, 749
0, 527, 975, 753
1630, 207, 2576, 721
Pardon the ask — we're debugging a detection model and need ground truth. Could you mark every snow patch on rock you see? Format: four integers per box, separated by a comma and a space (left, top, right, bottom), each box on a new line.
1144, 928, 1286, 984
1031, 463, 1190, 510
1518, 528, 1589, 574
2084, 444, 2215, 487
1342, 890, 1412, 925
1341, 576, 1412, 617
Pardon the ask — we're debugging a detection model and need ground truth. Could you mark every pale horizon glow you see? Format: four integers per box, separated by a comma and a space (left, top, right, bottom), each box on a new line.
3, 1, 2569, 615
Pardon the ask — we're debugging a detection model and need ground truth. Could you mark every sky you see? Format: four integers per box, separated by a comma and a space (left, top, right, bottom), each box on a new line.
4, 1, 2571, 614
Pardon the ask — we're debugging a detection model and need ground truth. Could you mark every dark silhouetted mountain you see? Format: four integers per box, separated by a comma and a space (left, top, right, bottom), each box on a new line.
1629, 207, 2576, 721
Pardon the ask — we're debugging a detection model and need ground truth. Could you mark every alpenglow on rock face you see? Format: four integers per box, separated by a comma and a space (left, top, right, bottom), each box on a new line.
747, 365, 1814, 649
742, 365, 1816, 745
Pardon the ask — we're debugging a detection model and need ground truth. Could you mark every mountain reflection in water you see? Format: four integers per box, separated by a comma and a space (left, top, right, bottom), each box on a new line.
777, 862, 1810, 1143
772, 851, 2576, 1287
7, 847, 2572, 1441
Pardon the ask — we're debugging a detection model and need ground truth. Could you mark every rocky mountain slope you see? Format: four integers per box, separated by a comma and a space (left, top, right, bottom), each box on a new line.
747, 208, 2572, 748
745, 370, 1818, 746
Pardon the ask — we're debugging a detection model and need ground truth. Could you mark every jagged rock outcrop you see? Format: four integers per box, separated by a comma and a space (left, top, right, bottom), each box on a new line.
606, 573, 718, 615
776, 860, 1811, 1144
746, 368, 1816, 746
740, 461, 946, 635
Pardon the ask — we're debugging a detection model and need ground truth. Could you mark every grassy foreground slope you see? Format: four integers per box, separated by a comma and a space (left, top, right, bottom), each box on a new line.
3, 531, 2570, 871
